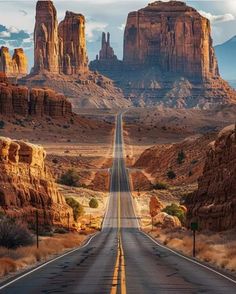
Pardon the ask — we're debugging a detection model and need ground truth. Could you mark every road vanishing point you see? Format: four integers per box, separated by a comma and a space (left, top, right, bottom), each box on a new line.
1, 113, 236, 293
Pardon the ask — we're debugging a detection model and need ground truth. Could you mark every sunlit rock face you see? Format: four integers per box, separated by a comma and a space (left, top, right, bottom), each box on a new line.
186, 125, 236, 231
0, 47, 28, 77
59, 11, 88, 75
0, 137, 74, 228
33, 0, 59, 74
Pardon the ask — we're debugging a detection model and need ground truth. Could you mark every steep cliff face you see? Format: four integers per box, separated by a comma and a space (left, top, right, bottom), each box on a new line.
124, 1, 219, 80
186, 125, 236, 231
0, 47, 27, 77
0, 137, 74, 227
33, 0, 59, 73
59, 11, 88, 74
0, 82, 72, 118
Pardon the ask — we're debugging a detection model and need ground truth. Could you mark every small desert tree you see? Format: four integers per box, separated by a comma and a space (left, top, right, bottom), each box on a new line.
167, 170, 176, 179
162, 203, 185, 223
177, 150, 185, 164
59, 169, 80, 187
66, 197, 84, 221
89, 198, 99, 209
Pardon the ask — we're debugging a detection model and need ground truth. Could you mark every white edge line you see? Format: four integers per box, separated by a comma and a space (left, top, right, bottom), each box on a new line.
142, 231, 236, 285
120, 112, 236, 287
0, 232, 99, 290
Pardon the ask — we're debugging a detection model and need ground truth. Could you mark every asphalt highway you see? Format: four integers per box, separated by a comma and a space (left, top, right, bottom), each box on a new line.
1, 113, 236, 293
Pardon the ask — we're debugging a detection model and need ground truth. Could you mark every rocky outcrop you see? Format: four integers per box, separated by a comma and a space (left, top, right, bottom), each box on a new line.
0, 82, 72, 118
124, 1, 219, 80
12, 48, 28, 76
32, 1, 88, 75
33, 0, 59, 73
0, 47, 27, 77
90, 1, 236, 108
0, 137, 74, 227
59, 11, 88, 74
99, 32, 117, 61
149, 196, 164, 218
186, 125, 236, 231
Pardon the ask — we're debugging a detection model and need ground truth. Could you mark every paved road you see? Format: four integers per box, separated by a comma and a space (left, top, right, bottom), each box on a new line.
1, 113, 236, 293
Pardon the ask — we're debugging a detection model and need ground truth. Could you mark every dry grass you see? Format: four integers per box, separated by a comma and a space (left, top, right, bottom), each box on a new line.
147, 228, 236, 273
0, 232, 92, 278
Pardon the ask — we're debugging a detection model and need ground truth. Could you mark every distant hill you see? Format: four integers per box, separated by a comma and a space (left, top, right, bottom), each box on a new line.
215, 36, 236, 80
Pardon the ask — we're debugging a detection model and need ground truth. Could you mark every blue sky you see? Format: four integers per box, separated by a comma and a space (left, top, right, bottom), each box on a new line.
0, 0, 236, 70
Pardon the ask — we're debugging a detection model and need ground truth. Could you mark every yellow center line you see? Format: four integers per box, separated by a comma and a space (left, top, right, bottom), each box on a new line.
110, 117, 127, 294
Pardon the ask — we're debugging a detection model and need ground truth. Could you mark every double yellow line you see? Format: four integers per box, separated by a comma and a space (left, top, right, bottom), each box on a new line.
111, 133, 127, 294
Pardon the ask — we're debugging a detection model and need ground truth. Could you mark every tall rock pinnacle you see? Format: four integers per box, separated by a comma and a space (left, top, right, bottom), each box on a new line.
59, 11, 88, 75
33, 0, 59, 74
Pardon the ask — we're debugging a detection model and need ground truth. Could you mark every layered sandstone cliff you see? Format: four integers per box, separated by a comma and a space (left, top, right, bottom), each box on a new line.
0, 82, 72, 118
90, 1, 236, 108
59, 11, 88, 74
0, 47, 27, 77
0, 137, 74, 227
186, 125, 236, 231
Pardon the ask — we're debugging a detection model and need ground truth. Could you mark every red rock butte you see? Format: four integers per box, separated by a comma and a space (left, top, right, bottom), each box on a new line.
90, 1, 236, 108
123, 0, 219, 80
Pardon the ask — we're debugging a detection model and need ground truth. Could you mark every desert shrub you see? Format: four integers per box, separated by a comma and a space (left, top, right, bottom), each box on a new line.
54, 227, 68, 234
89, 198, 99, 209
52, 158, 59, 164
0, 120, 5, 129
59, 169, 80, 187
66, 198, 84, 221
167, 170, 176, 179
0, 218, 34, 249
191, 159, 198, 165
177, 150, 185, 164
162, 203, 185, 223
153, 182, 169, 190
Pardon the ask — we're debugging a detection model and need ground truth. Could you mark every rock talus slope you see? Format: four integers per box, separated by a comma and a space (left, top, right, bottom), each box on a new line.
0, 137, 74, 227
186, 125, 236, 231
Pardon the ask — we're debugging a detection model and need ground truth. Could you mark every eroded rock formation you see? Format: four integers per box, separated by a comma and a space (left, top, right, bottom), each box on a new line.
33, 0, 59, 73
0, 137, 74, 227
59, 11, 88, 74
186, 125, 236, 231
0, 82, 72, 118
0, 47, 27, 77
99, 32, 117, 61
124, 1, 219, 80
90, 1, 236, 108
33, 1, 88, 75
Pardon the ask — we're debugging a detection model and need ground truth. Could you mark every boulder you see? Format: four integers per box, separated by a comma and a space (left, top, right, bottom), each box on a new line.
154, 212, 182, 228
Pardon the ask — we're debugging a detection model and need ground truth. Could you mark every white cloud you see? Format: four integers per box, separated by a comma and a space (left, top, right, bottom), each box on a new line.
86, 20, 107, 42
199, 10, 235, 23
118, 23, 125, 31
8, 26, 20, 34
0, 31, 11, 38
